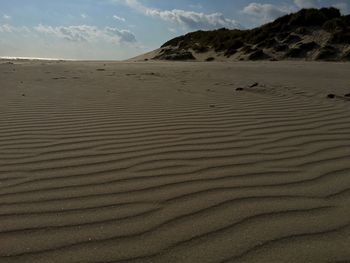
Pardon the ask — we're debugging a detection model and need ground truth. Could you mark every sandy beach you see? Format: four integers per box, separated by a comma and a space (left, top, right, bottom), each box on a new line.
1, 60, 350, 262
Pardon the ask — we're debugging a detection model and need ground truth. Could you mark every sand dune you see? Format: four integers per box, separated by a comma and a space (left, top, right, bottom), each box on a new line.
133, 8, 350, 63
0, 60, 350, 262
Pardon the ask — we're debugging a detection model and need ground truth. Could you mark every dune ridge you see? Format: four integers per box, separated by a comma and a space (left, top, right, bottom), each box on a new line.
131, 7, 350, 62
0, 61, 350, 262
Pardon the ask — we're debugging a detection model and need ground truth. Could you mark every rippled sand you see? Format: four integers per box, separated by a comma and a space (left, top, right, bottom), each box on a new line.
1, 60, 350, 263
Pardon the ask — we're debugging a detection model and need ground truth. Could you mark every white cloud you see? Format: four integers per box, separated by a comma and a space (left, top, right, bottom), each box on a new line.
0, 23, 142, 60
3, 14, 11, 20
105, 27, 136, 42
120, 0, 241, 30
113, 15, 126, 22
148, 9, 242, 30
81, 14, 87, 19
294, 0, 319, 8
0, 24, 13, 33
34, 24, 136, 43
0, 24, 30, 33
242, 3, 292, 23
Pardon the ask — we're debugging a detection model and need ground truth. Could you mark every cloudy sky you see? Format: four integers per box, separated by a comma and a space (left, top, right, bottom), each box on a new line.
0, 0, 348, 60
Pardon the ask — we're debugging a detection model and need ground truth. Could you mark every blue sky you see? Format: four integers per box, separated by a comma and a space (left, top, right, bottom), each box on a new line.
0, 0, 348, 60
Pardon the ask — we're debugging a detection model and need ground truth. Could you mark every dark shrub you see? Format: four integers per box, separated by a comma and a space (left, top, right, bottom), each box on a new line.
323, 18, 346, 32
277, 32, 289, 41
154, 50, 195, 60
162, 36, 185, 47
229, 39, 244, 49
225, 48, 237, 57
256, 38, 278, 48
268, 13, 293, 32
342, 50, 350, 61
316, 46, 338, 60
248, 50, 270, 60
286, 41, 318, 58
283, 34, 302, 44
299, 41, 319, 51
218, 39, 243, 56
274, 44, 289, 52
288, 8, 340, 27
205, 57, 215, 62
289, 8, 328, 27
193, 44, 209, 53
330, 30, 350, 44
245, 29, 270, 44
179, 40, 191, 50
241, 45, 254, 54
285, 47, 304, 58
343, 14, 350, 24
295, 27, 309, 34
319, 7, 341, 20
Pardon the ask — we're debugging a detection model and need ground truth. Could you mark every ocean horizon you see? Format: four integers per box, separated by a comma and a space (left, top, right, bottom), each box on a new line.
0, 56, 74, 61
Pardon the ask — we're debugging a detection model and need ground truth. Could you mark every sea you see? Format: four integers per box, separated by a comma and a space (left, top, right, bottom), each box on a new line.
0, 56, 74, 61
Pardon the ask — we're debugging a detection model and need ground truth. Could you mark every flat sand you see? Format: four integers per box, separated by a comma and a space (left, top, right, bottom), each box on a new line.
0, 60, 350, 263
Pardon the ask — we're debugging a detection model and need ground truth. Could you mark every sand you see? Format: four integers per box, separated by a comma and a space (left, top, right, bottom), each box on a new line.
0, 60, 350, 263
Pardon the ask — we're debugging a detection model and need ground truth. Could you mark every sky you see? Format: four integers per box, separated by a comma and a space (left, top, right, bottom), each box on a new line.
0, 0, 348, 60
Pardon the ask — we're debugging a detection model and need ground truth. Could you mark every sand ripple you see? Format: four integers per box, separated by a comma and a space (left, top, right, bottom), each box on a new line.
0, 61, 350, 263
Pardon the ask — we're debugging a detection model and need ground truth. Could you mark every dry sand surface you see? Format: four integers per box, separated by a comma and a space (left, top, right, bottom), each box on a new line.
0, 60, 350, 263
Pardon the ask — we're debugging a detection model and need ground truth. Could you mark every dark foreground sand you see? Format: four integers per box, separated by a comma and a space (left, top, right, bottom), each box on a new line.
0, 60, 350, 263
